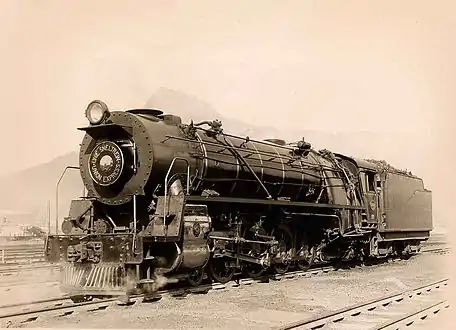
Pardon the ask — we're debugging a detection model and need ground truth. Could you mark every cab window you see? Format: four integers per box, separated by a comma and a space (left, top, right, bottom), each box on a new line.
366, 172, 375, 192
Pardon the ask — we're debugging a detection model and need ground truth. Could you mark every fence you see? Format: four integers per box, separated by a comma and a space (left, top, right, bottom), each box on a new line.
0, 243, 45, 265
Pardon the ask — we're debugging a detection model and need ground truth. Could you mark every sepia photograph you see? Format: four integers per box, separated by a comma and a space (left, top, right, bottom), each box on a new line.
0, 1, 454, 329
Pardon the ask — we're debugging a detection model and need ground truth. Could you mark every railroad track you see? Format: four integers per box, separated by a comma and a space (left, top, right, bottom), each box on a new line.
0, 246, 451, 327
0, 273, 450, 329
0, 264, 61, 288
0, 265, 337, 327
276, 278, 450, 330
0, 264, 59, 277
420, 246, 451, 254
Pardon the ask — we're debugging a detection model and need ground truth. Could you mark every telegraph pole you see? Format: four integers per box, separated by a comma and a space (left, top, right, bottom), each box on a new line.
47, 200, 51, 235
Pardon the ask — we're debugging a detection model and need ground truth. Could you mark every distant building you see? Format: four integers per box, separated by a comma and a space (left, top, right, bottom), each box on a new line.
0, 210, 46, 237
0, 223, 27, 236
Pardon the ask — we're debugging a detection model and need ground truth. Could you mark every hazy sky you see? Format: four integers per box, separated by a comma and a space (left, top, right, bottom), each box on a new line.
0, 0, 454, 178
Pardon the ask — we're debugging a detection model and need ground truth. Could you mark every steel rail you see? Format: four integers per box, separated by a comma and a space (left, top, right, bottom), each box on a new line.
420, 246, 451, 254
275, 278, 449, 330
0, 265, 335, 324
0, 296, 71, 310
0, 297, 120, 321
374, 299, 449, 329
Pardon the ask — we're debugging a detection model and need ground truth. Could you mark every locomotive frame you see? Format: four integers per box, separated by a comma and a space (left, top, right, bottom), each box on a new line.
44, 101, 433, 299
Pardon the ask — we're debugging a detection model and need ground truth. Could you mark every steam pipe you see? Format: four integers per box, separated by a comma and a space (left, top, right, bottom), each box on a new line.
133, 194, 137, 250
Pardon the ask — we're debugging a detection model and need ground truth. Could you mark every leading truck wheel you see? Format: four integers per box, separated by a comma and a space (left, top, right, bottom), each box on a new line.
207, 257, 234, 284
70, 295, 93, 303
187, 268, 205, 287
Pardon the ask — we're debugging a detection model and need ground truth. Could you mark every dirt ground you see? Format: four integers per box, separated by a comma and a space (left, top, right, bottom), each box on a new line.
6, 247, 452, 329
0, 268, 62, 306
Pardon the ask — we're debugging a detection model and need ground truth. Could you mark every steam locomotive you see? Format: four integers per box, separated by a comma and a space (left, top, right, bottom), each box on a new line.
45, 100, 433, 298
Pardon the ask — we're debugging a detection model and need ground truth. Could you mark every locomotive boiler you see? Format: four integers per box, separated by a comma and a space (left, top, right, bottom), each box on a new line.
45, 100, 433, 299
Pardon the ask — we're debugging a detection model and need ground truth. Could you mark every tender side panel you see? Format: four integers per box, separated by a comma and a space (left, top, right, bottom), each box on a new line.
382, 172, 432, 233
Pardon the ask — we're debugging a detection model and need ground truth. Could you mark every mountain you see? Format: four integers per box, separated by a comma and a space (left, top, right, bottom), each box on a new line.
0, 88, 438, 232
145, 87, 320, 143
0, 152, 82, 229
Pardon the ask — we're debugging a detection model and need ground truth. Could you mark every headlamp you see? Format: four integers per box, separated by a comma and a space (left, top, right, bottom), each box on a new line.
85, 100, 110, 125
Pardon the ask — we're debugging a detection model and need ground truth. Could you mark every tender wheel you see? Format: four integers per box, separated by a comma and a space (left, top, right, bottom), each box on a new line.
207, 257, 235, 284
398, 243, 412, 260
271, 226, 293, 274
187, 268, 205, 287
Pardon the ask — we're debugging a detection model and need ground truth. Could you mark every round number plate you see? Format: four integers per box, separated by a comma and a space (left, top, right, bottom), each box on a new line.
88, 141, 124, 186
